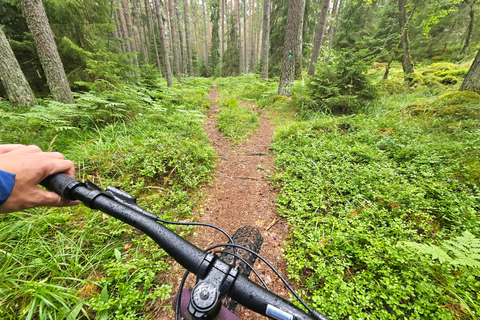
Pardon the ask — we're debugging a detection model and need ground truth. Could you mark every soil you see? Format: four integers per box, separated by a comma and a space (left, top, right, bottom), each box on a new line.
154, 87, 290, 319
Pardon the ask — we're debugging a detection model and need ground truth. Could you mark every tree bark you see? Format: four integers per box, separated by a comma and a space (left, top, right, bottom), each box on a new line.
278, 0, 304, 95
133, 0, 147, 63
460, 48, 480, 92
122, 0, 140, 69
183, 0, 194, 76
307, 0, 330, 77
20, 0, 73, 104
327, 0, 340, 50
237, 0, 242, 73
118, 4, 132, 53
154, 0, 174, 86
174, 0, 186, 76
221, 0, 225, 65
398, 0, 414, 80
0, 25, 35, 106
294, 0, 306, 79
202, 0, 209, 67
461, 2, 475, 56
243, 0, 247, 73
260, 0, 270, 80
167, 0, 182, 81
145, 0, 162, 76
113, 8, 125, 52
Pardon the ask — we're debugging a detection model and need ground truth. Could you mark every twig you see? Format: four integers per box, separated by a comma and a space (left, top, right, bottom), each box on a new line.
265, 218, 279, 231
215, 174, 265, 181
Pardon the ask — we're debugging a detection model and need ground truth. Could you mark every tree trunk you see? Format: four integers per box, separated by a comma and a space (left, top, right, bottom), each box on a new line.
461, 2, 475, 56
243, 0, 247, 73
122, 0, 140, 69
145, 0, 162, 76
174, 0, 186, 76
133, 0, 147, 63
20, 0, 73, 104
221, 0, 225, 65
0, 25, 35, 106
294, 0, 306, 79
138, 0, 150, 62
113, 9, 127, 52
398, 0, 414, 80
167, 0, 182, 81
202, 0, 209, 67
192, 0, 202, 64
237, 0, 242, 73
460, 48, 480, 92
260, 0, 270, 80
278, 0, 304, 95
183, 0, 194, 76
154, 0, 174, 86
307, 0, 330, 77
327, 0, 340, 50
118, 4, 133, 53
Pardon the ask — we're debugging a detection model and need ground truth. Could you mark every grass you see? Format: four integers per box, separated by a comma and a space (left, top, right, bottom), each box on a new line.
0, 77, 216, 319
216, 96, 259, 143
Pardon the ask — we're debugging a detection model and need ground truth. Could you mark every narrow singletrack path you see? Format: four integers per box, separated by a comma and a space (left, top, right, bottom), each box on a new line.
196, 86, 291, 319
155, 86, 290, 319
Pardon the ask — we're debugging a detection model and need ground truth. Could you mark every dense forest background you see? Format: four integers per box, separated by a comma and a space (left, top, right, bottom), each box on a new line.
1, 0, 480, 319
1, 0, 480, 97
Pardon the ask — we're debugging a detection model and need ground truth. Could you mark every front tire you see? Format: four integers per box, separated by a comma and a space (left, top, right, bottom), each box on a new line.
219, 225, 263, 312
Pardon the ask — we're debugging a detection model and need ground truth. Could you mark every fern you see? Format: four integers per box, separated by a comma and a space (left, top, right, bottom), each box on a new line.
404, 231, 480, 269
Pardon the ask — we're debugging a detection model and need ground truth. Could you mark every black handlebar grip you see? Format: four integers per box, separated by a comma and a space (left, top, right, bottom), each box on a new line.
40, 173, 83, 200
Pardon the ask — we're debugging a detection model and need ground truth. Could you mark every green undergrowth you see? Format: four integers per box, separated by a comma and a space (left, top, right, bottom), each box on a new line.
272, 112, 480, 319
0, 77, 215, 319
216, 96, 259, 143
217, 72, 480, 319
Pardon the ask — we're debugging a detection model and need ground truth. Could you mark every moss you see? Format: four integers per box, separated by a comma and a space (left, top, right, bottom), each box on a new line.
435, 103, 480, 120
422, 69, 436, 76
407, 104, 433, 116
435, 91, 480, 106
435, 69, 469, 78
430, 62, 457, 71
430, 56, 443, 62
425, 81, 445, 95
457, 160, 480, 186
439, 76, 459, 85
385, 80, 407, 94
423, 74, 442, 85
409, 72, 424, 87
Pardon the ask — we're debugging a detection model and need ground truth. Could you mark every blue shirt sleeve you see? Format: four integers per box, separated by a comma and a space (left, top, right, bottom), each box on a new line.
0, 169, 15, 206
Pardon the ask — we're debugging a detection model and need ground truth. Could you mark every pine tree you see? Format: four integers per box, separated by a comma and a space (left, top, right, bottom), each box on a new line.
307, 0, 330, 77
154, 0, 174, 86
278, 0, 304, 95
460, 48, 480, 93
0, 25, 35, 106
398, 0, 414, 80
222, 13, 240, 76
209, 0, 221, 75
20, 0, 74, 104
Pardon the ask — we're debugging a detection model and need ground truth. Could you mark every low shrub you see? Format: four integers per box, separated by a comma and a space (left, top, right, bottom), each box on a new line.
306, 51, 378, 114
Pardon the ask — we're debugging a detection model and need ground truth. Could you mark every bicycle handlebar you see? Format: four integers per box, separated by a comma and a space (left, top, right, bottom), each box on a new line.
41, 174, 327, 320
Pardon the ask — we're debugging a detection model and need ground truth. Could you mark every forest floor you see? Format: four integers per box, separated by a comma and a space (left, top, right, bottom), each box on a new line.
154, 86, 291, 319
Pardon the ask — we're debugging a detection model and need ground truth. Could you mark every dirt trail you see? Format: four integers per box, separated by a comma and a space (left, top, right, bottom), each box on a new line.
155, 87, 290, 319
